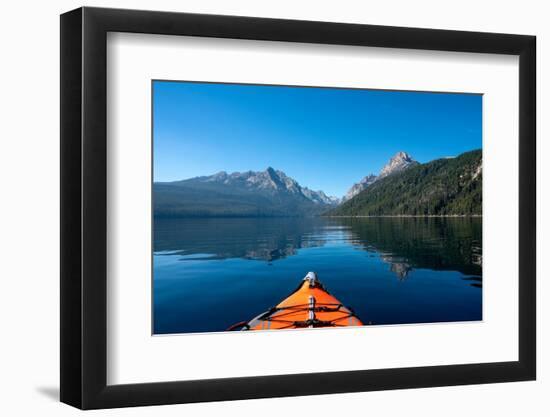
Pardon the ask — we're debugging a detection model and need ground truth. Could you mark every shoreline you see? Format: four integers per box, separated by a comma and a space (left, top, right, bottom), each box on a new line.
323, 214, 482, 218
154, 214, 483, 219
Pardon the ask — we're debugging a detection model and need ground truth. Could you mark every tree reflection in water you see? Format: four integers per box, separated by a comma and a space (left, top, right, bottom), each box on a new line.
154, 216, 482, 280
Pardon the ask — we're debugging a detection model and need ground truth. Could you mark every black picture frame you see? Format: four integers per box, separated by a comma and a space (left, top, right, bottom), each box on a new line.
60, 6, 536, 410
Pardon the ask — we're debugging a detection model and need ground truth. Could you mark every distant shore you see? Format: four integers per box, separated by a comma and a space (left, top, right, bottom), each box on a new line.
323, 214, 482, 218
155, 214, 483, 219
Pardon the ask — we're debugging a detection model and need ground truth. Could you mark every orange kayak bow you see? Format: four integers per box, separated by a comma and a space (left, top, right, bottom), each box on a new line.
229, 272, 363, 331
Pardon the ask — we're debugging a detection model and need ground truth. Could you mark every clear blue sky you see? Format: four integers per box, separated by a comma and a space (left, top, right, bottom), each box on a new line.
153, 81, 482, 197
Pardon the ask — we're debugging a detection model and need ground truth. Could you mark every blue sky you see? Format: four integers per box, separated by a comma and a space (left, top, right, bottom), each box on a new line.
153, 81, 482, 197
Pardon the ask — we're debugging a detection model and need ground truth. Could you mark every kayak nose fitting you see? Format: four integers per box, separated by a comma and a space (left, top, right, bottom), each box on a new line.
304, 271, 318, 287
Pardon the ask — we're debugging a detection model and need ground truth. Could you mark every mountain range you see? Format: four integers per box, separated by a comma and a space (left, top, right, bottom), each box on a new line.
154, 167, 339, 217
154, 149, 482, 218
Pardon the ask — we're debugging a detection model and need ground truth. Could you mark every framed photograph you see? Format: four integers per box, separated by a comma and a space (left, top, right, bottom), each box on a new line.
60, 7, 536, 409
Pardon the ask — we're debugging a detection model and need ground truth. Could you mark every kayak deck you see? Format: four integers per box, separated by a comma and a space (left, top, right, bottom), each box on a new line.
235, 272, 363, 331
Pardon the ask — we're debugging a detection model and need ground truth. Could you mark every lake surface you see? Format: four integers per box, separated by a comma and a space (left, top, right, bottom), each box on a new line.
153, 217, 482, 334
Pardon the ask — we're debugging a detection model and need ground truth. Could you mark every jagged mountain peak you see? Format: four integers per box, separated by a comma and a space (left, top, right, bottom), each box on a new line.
393, 151, 413, 161
342, 152, 418, 202
359, 173, 377, 184
342, 174, 377, 202
379, 151, 418, 178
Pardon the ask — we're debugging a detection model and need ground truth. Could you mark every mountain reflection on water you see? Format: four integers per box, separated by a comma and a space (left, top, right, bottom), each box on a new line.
153, 217, 482, 334
154, 217, 482, 279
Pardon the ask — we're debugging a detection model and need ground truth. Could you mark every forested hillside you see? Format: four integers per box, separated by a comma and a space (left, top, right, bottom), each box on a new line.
327, 150, 482, 216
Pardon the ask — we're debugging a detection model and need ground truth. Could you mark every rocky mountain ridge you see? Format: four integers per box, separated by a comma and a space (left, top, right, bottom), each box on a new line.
190, 167, 339, 205
342, 151, 418, 202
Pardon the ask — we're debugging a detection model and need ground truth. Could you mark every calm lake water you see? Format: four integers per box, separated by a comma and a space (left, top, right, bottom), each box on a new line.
153, 217, 482, 334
